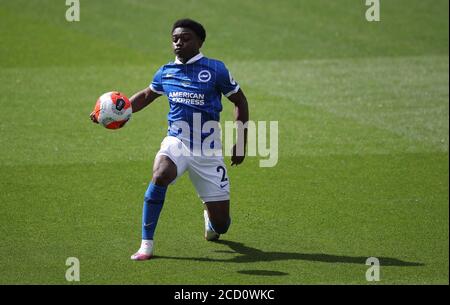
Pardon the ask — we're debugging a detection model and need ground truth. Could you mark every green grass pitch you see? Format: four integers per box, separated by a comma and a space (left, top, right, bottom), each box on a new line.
0, 0, 448, 284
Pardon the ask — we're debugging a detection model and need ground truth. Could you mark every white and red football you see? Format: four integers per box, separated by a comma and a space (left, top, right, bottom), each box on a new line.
93, 91, 132, 129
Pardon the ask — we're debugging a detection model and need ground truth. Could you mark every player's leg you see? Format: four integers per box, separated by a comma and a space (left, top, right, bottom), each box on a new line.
131, 155, 177, 260
152, 154, 178, 185
143, 155, 177, 241
188, 156, 231, 241
131, 136, 189, 260
204, 200, 231, 241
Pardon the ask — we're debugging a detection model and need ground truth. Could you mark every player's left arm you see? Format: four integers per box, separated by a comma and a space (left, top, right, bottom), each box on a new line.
227, 89, 249, 166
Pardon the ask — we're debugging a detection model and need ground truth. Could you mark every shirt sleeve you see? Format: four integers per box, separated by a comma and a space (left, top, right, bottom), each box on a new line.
217, 62, 240, 97
149, 66, 165, 95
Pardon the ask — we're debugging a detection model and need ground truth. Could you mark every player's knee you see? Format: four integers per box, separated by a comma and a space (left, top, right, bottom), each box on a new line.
152, 156, 177, 186
211, 218, 231, 234
214, 226, 228, 234
152, 170, 175, 186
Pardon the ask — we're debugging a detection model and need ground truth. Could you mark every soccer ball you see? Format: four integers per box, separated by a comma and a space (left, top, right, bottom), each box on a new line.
93, 91, 132, 129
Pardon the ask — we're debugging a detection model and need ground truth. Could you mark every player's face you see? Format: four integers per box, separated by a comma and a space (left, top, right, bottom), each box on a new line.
172, 27, 202, 61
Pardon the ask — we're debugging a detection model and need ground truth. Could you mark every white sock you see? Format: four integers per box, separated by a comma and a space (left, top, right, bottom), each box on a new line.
138, 239, 153, 254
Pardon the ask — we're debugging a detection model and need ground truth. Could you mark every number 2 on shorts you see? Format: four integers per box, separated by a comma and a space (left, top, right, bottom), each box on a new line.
216, 166, 228, 182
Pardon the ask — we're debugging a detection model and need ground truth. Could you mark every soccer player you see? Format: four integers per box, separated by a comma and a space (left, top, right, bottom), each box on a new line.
90, 18, 249, 261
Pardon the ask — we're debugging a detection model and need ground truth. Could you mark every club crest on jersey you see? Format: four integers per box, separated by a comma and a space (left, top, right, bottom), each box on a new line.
198, 70, 211, 82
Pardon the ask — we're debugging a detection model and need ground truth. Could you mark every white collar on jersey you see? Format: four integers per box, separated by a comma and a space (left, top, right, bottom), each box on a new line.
174, 52, 204, 65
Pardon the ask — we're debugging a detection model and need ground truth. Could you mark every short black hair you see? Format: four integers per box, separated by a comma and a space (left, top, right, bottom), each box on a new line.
172, 18, 206, 42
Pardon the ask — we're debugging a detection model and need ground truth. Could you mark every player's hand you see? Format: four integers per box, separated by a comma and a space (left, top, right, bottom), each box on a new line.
89, 111, 99, 124
231, 144, 245, 166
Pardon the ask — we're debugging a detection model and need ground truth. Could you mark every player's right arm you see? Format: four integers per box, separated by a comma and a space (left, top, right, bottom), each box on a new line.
89, 87, 161, 123
90, 66, 164, 123
129, 87, 161, 113
131, 65, 165, 113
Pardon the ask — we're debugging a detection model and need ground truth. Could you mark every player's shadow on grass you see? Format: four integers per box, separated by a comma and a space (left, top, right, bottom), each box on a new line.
156, 240, 424, 267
